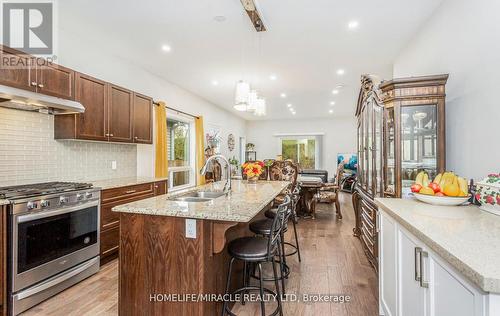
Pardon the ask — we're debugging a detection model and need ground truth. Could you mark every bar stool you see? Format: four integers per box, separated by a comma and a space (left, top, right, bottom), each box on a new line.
221, 197, 290, 316
248, 193, 292, 295
265, 185, 302, 263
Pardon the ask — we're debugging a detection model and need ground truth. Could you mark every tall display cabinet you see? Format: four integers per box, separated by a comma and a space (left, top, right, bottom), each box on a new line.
352, 74, 449, 271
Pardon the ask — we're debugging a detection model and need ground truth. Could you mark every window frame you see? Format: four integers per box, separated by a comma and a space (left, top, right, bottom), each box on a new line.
276, 134, 323, 170
167, 112, 196, 192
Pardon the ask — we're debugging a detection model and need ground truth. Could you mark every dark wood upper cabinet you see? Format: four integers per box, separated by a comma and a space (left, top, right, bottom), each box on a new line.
36, 61, 75, 100
75, 73, 108, 141
108, 84, 133, 143
0, 45, 35, 91
133, 93, 153, 144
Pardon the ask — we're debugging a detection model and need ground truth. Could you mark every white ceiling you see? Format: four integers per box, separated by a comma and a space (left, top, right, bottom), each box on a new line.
59, 0, 443, 120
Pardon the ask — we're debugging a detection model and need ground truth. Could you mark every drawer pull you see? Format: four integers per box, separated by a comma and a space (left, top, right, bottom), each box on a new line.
420, 250, 429, 288
415, 247, 422, 282
125, 190, 137, 194
38, 83, 44, 88
31, 81, 37, 86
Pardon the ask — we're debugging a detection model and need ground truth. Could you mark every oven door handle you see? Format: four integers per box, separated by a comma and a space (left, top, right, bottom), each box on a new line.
15, 257, 100, 300
17, 200, 99, 223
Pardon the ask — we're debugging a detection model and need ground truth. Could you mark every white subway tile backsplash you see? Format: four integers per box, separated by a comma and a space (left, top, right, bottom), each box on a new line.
0, 107, 137, 186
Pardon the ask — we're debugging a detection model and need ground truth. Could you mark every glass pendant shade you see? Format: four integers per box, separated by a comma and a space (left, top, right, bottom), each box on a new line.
247, 90, 258, 112
234, 80, 250, 111
254, 98, 266, 116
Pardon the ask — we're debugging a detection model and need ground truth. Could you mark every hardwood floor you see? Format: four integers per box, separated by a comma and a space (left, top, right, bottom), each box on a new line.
20, 192, 378, 316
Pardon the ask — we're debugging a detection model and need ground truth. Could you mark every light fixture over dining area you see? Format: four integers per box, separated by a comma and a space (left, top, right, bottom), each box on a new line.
233, 80, 267, 116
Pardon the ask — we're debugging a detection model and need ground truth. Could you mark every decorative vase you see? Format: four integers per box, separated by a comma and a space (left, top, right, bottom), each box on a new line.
248, 176, 259, 184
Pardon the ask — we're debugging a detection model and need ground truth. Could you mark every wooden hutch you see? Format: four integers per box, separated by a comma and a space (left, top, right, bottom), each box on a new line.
352, 74, 449, 270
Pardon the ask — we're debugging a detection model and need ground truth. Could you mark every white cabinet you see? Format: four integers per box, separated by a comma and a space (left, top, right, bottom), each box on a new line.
379, 211, 488, 316
379, 212, 397, 316
398, 229, 426, 316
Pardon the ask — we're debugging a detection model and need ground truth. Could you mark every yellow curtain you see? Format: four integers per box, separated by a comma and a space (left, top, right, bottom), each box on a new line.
195, 116, 206, 185
154, 101, 168, 178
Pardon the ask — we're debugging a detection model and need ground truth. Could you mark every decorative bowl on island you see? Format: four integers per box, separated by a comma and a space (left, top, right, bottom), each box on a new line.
410, 171, 470, 206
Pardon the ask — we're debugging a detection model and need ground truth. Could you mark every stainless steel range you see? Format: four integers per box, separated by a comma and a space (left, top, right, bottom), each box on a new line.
0, 182, 101, 315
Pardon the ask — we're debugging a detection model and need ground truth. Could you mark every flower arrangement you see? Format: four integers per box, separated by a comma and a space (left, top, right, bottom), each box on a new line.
242, 161, 264, 181
476, 173, 500, 216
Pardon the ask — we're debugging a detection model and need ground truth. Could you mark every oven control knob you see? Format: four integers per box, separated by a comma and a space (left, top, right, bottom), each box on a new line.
27, 201, 38, 210
85, 192, 93, 199
40, 200, 50, 208
59, 196, 69, 205
76, 193, 84, 201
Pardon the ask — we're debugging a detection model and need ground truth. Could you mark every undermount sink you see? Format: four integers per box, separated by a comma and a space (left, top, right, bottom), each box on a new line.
172, 191, 226, 202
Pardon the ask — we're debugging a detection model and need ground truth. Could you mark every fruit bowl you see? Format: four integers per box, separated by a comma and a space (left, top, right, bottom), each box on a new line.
413, 193, 471, 206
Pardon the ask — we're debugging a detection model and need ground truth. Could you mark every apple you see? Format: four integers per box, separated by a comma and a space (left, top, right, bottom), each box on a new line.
428, 182, 441, 193
411, 184, 422, 193
435, 192, 445, 197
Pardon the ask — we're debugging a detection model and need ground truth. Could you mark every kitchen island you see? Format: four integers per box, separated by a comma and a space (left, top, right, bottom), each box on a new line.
113, 180, 289, 316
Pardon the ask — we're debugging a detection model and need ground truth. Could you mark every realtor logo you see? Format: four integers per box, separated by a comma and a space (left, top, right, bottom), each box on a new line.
2, 1, 54, 55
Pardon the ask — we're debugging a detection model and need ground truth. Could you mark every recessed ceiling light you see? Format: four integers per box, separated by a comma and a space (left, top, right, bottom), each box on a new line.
289, 108, 294, 112
214, 15, 226, 22
161, 44, 172, 52
269, 74, 277, 81
211, 80, 219, 86
329, 109, 334, 114
287, 103, 292, 108
332, 89, 339, 95
348, 20, 359, 30
291, 111, 296, 115
336, 84, 344, 89
336, 69, 345, 76
330, 101, 336, 106
280, 93, 287, 98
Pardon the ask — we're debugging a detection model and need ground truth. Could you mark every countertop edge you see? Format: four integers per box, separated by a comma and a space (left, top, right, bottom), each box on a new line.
375, 198, 497, 294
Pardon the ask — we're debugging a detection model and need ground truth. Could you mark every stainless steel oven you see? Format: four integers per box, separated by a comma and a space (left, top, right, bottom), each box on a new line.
4, 185, 101, 315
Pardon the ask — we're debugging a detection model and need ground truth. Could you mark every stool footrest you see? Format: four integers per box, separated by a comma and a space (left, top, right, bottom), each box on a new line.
223, 286, 281, 316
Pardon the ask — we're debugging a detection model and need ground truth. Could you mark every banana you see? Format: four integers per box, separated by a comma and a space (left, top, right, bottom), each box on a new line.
458, 177, 468, 195
422, 173, 430, 187
415, 171, 425, 186
433, 173, 443, 184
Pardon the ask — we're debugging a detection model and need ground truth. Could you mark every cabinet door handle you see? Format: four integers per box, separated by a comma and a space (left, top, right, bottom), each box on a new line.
415, 247, 422, 282
134, 136, 138, 140
420, 250, 429, 288
31, 81, 37, 87
105, 133, 109, 137
125, 190, 136, 194
109, 134, 114, 137
38, 83, 44, 88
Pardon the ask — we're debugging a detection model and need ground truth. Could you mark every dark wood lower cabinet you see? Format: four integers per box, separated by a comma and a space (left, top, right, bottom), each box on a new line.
353, 187, 378, 271
99, 181, 167, 264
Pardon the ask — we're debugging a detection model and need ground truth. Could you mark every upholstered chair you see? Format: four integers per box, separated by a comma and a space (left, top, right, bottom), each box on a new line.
318, 162, 345, 219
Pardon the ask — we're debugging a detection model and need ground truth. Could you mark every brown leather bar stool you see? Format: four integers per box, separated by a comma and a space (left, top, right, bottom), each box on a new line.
221, 197, 290, 316
265, 185, 302, 263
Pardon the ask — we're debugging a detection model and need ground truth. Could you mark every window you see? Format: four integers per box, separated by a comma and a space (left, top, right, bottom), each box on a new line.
279, 135, 322, 169
167, 114, 195, 190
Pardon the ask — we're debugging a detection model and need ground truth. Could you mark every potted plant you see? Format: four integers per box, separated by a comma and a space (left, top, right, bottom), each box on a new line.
229, 156, 239, 176
242, 161, 264, 183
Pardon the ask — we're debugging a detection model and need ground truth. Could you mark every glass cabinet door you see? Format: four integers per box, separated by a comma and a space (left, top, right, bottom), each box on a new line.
357, 120, 363, 187
400, 104, 438, 197
366, 101, 373, 194
385, 107, 395, 195
374, 103, 383, 196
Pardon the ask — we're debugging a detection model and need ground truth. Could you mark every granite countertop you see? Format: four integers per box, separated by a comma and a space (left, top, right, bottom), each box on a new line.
376, 198, 500, 294
90, 177, 168, 190
113, 180, 290, 222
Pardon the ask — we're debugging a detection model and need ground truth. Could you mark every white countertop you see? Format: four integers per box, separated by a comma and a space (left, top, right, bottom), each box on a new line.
113, 180, 290, 222
376, 198, 500, 293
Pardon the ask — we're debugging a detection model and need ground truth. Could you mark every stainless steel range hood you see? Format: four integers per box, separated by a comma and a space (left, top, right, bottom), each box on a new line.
0, 84, 85, 114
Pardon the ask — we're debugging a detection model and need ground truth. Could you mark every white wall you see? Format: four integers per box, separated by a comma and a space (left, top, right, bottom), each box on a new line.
246, 118, 357, 177
393, 0, 500, 181
56, 29, 247, 178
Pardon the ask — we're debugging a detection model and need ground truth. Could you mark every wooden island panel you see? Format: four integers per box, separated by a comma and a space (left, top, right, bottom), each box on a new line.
119, 211, 267, 316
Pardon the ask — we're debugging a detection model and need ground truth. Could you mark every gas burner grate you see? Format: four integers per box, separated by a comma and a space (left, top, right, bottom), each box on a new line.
0, 182, 93, 200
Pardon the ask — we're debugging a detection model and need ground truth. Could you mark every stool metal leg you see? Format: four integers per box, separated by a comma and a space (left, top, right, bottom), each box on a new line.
292, 218, 302, 262
280, 232, 288, 278
277, 237, 286, 296
221, 258, 235, 316
257, 263, 266, 316
272, 257, 284, 316
242, 261, 248, 305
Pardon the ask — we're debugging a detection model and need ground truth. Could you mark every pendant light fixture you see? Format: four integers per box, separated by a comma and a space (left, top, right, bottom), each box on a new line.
234, 80, 250, 111
254, 97, 266, 116
247, 90, 258, 112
